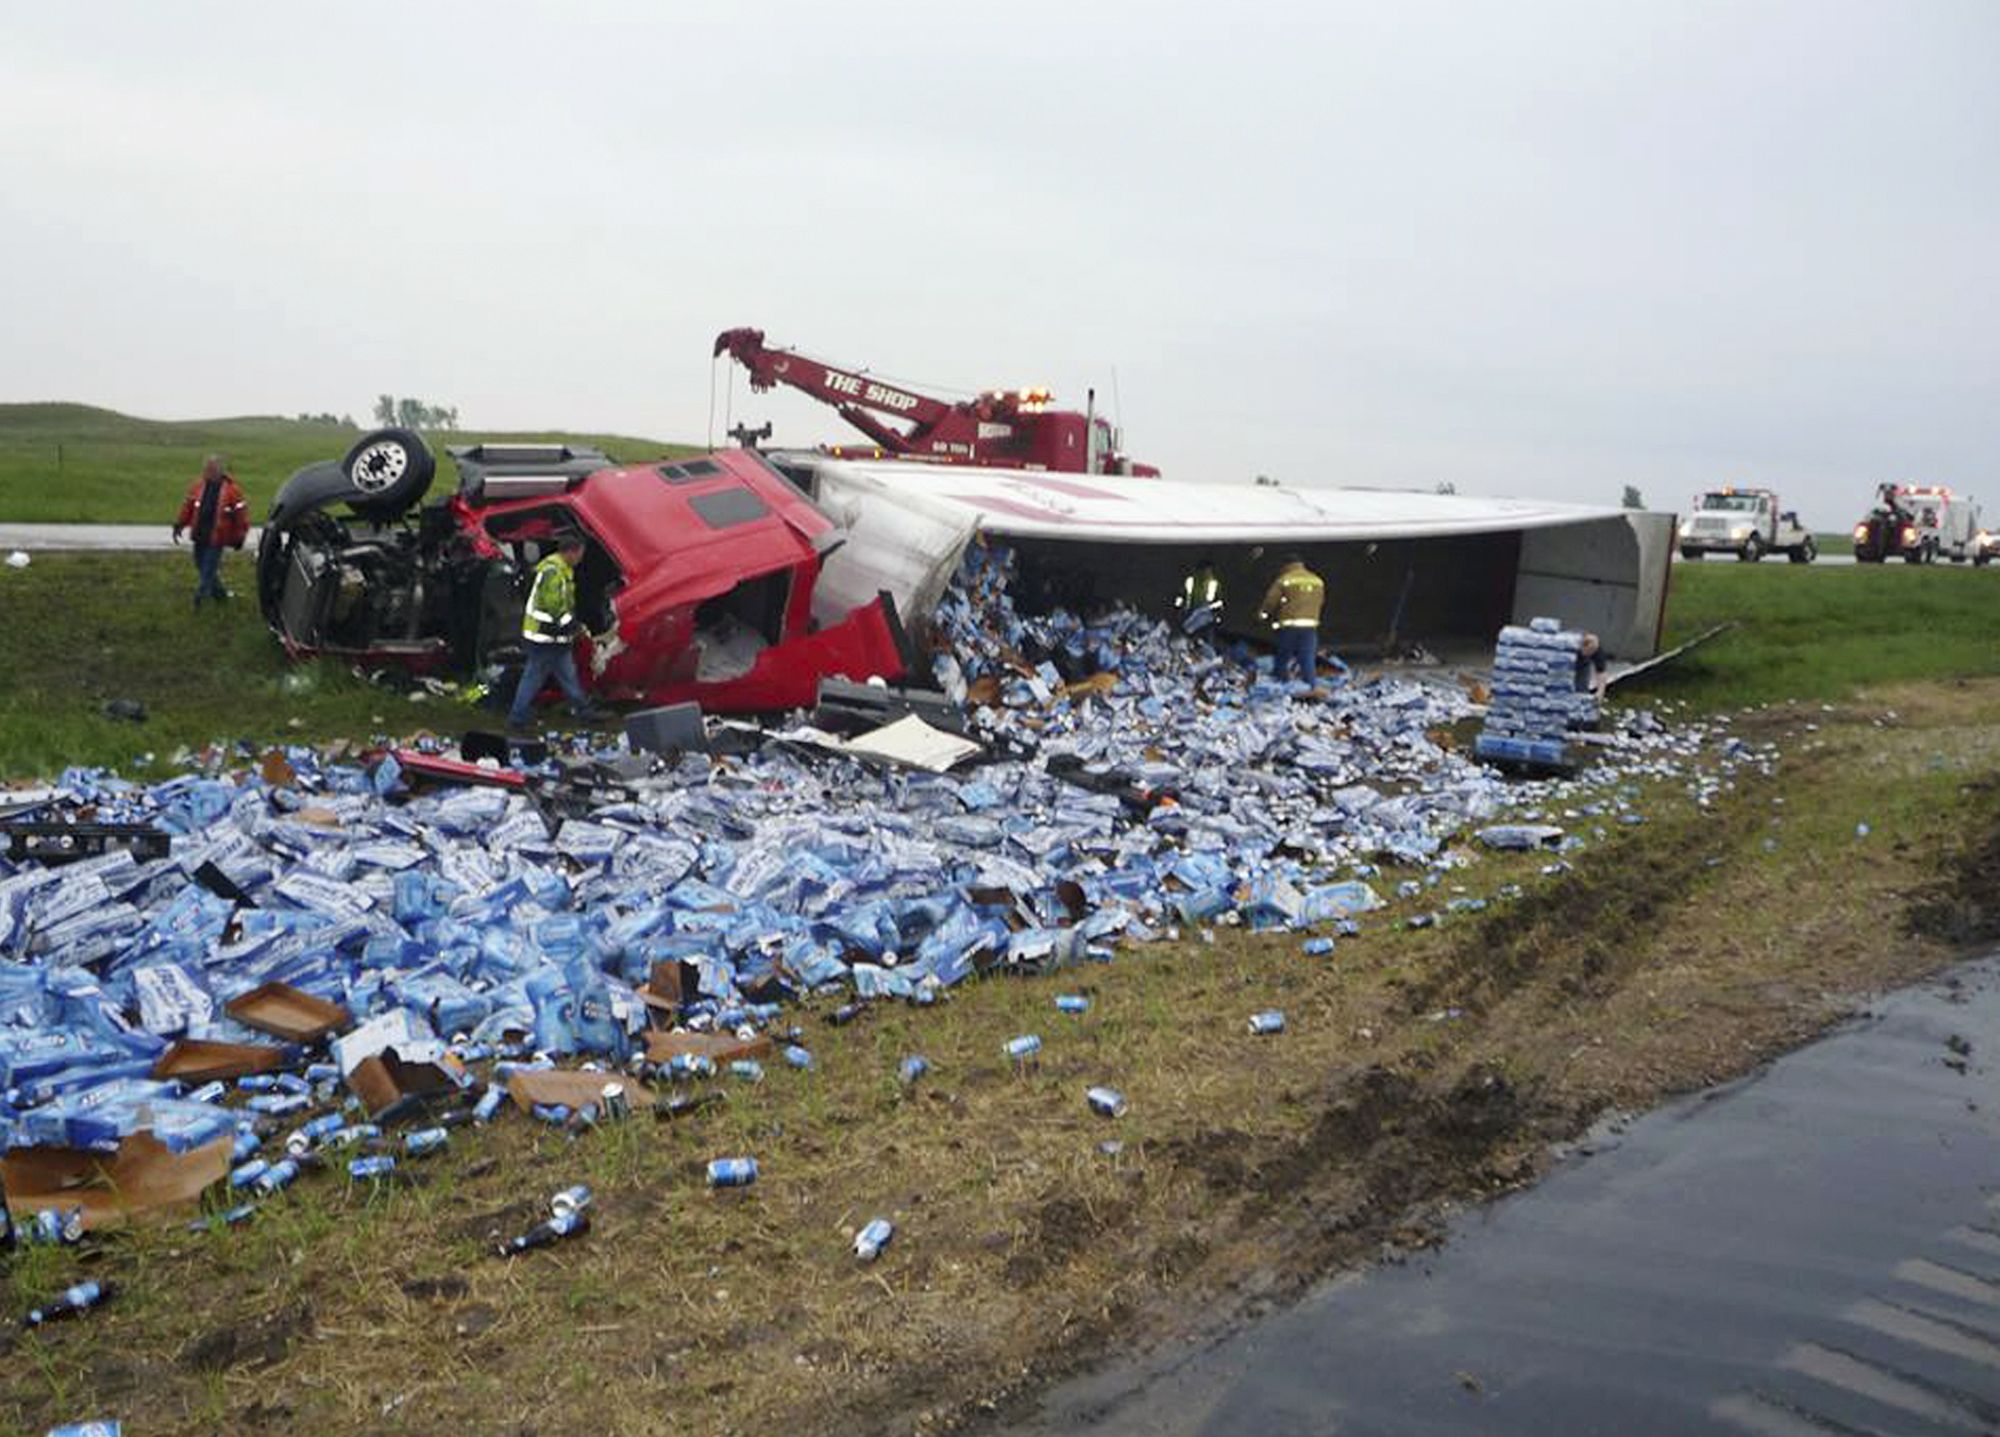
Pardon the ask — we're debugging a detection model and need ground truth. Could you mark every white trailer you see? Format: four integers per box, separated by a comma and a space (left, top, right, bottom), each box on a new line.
1901, 487, 1982, 563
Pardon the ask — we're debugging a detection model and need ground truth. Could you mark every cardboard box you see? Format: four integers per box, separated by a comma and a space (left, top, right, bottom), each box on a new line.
2, 1131, 233, 1231
644, 1030, 772, 1066
152, 1038, 288, 1084
226, 982, 350, 1044
637, 959, 689, 1017
347, 1050, 463, 1120
507, 1067, 653, 1114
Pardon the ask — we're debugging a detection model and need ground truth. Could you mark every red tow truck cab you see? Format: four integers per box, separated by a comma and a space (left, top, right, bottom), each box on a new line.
255, 430, 909, 713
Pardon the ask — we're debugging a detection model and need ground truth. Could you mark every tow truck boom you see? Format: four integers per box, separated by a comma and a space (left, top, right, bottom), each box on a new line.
712, 327, 1158, 475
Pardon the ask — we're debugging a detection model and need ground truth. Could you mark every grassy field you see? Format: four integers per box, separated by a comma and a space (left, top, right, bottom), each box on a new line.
0, 403, 698, 524
1635, 562, 2000, 710
6, 686, 1996, 1435
0, 552, 472, 781
4, 554, 2000, 1434
2, 554, 1994, 782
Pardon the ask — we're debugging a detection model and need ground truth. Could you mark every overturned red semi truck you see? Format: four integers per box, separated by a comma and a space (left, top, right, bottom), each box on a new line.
255, 429, 910, 713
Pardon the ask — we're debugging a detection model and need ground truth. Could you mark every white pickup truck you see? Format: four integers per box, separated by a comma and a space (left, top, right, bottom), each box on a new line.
1678, 488, 1816, 563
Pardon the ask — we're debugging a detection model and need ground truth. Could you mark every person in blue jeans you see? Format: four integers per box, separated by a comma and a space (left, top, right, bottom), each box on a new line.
507, 532, 605, 729
171, 457, 250, 607
1258, 553, 1326, 684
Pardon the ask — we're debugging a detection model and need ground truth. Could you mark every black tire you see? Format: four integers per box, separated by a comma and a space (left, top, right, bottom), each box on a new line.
1680, 548, 1704, 561
1977, 553, 1992, 568
1789, 537, 1816, 564
341, 428, 436, 518
1739, 535, 1763, 562
1903, 549, 1923, 564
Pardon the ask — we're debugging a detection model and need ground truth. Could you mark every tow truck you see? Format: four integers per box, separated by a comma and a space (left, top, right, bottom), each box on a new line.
1677, 487, 1816, 562
1851, 483, 1983, 563
713, 327, 1158, 475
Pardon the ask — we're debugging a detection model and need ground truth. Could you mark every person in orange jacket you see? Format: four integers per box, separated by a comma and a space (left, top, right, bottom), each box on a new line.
172, 456, 251, 607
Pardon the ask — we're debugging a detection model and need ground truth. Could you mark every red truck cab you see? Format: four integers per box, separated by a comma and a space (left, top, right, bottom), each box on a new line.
255, 430, 908, 712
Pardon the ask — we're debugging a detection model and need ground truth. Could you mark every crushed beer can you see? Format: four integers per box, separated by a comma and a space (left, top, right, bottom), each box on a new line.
853, 1217, 894, 1261
706, 1156, 758, 1188
551, 1183, 593, 1218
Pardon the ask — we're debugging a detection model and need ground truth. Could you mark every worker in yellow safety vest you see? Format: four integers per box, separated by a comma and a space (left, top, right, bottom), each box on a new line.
1175, 556, 1224, 634
508, 531, 605, 729
1258, 551, 1325, 684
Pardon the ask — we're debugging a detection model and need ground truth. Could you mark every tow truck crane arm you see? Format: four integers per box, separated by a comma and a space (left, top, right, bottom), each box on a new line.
713, 327, 959, 457
712, 326, 1157, 475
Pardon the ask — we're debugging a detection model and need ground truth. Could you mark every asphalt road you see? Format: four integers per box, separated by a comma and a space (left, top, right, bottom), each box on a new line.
1676, 551, 1997, 570
1007, 955, 2000, 1437
0, 523, 229, 553
1677, 551, 1863, 567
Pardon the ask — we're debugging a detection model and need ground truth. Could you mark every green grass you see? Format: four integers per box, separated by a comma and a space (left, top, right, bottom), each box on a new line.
6, 552, 1999, 782
1633, 562, 2000, 711
0, 552, 478, 781
0, 402, 698, 524
6, 544, 2000, 1429
8, 711, 1997, 1436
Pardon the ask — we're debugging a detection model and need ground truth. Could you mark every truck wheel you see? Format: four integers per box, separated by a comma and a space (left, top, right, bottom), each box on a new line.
1977, 554, 1992, 567
1789, 537, 1816, 564
1739, 536, 1763, 562
341, 428, 436, 518
1680, 548, 1703, 561
1904, 549, 1923, 564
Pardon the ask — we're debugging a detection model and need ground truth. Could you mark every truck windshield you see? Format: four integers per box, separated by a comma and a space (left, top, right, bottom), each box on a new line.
1699, 495, 1761, 513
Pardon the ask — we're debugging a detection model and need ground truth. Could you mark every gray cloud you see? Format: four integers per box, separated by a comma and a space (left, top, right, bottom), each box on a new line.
2, 0, 1993, 525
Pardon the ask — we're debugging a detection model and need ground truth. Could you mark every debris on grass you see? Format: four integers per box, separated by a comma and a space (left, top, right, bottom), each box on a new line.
0, 542, 1777, 1318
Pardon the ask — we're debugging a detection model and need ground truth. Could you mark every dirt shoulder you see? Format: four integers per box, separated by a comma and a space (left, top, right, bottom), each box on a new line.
8, 682, 1999, 1437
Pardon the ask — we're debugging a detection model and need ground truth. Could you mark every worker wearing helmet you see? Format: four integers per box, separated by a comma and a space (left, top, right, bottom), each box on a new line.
1258, 552, 1326, 684
508, 530, 605, 730
1175, 556, 1224, 635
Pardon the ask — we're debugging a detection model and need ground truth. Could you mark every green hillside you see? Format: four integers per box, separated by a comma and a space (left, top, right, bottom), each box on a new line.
0, 403, 701, 523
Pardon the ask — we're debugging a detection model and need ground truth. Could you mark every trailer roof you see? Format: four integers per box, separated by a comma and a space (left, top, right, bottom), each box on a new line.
796, 456, 1633, 544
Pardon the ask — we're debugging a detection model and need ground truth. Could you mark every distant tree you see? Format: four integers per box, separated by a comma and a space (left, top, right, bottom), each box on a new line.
374, 396, 458, 429
341, 414, 356, 428
1435, 481, 1457, 495
1621, 484, 1645, 510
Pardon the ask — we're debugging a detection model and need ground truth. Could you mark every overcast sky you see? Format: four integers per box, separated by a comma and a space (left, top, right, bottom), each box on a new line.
2, 1, 1993, 522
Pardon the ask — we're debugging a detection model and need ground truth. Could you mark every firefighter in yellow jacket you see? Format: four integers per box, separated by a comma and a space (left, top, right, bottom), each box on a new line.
507, 531, 605, 729
1258, 552, 1325, 684
1175, 556, 1224, 635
